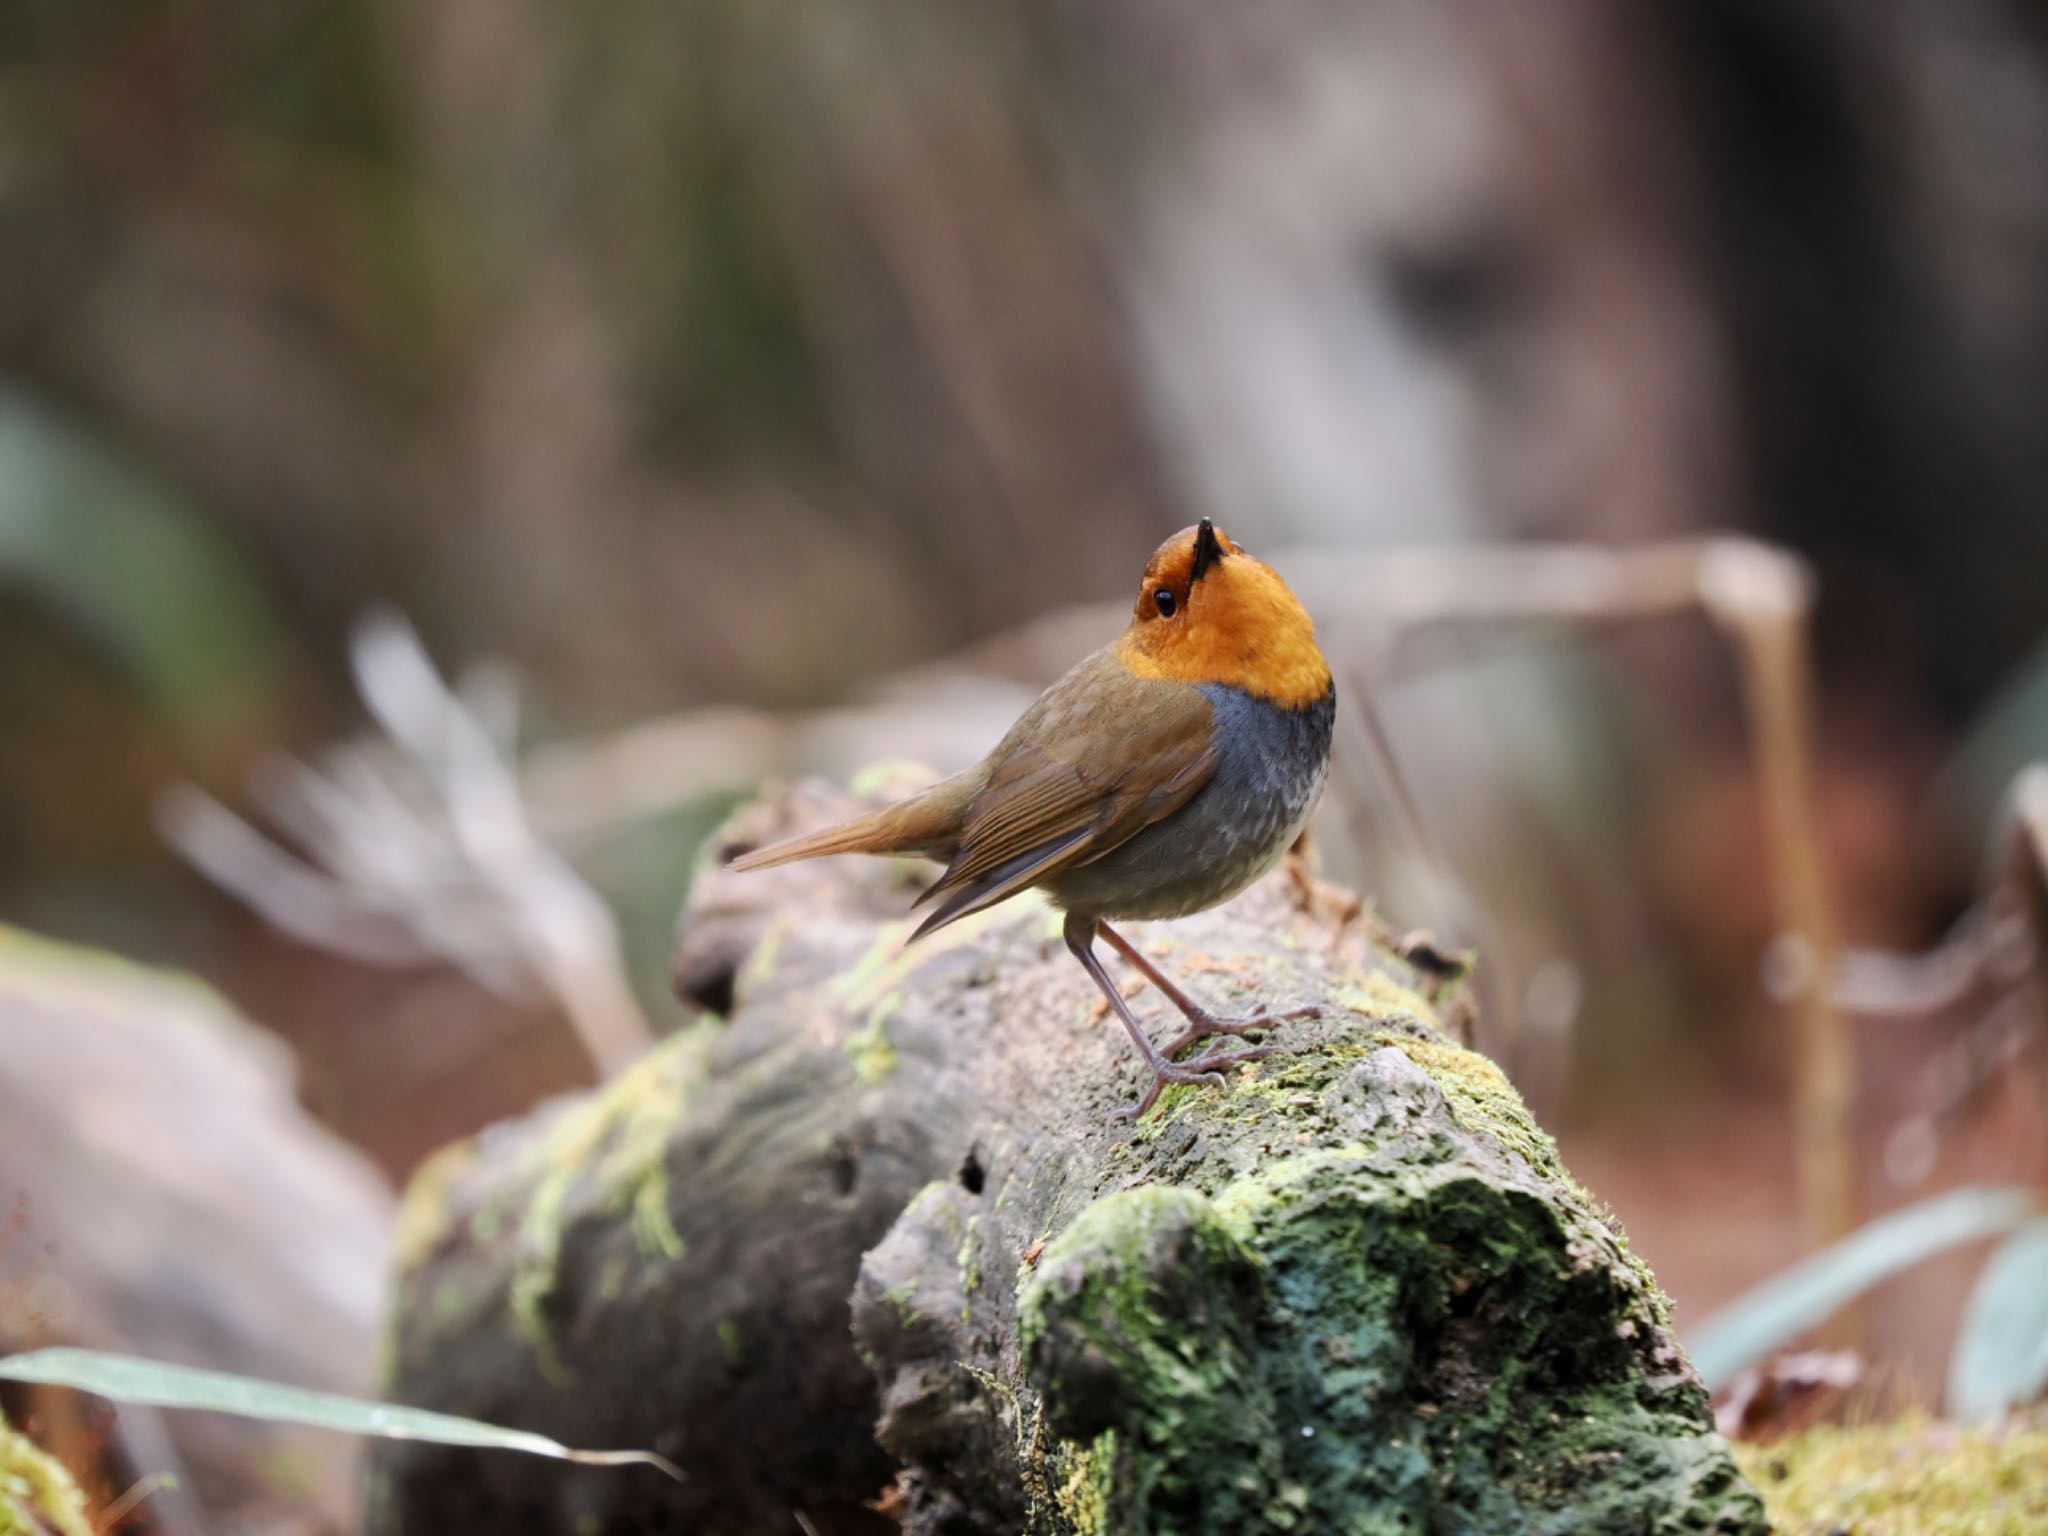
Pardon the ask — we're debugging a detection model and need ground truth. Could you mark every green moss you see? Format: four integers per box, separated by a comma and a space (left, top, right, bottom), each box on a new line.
835, 893, 1052, 1014
391, 1138, 476, 1273
1018, 1187, 1289, 1530
1333, 970, 1440, 1030
1017, 1044, 1760, 1535
1052, 1432, 1116, 1536
833, 920, 914, 1006
507, 1165, 574, 1384
846, 992, 902, 1084
492, 1023, 716, 1374
469, 1201, 504, 1245
716, 1319, 746, 1373
884, 1280, 921, 1331
1367, 1031, 1669, 1324
630, 1171, 686, 1261
1371, 1032, 1565, 1178
958, 1212, 984, 1319
738, 914, 789, 994
1739, 1417, 2048, 1535
0, 1412, 92, 1536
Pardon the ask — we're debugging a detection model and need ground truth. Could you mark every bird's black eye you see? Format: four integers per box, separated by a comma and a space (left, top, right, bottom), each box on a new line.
1153, 588, 1177, 618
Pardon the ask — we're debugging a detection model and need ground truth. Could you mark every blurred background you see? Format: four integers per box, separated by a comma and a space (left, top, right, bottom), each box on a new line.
4, 0, 2048, 1529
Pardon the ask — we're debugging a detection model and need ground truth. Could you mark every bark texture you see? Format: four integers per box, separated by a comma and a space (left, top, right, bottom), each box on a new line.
368, 780, 1765, 1535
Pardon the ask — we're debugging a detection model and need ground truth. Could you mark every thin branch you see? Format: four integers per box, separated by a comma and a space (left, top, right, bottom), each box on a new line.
161, 613, 654, 1077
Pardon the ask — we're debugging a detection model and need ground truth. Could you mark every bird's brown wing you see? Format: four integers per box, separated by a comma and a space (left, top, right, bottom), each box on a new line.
909, 657, 1216, 939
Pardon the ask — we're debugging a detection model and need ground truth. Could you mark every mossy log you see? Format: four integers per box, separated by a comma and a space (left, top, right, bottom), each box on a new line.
368, 780, 1765, 1536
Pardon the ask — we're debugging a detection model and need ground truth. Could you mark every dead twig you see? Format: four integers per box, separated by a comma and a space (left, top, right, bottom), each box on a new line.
160, 612, 654, 1078
1796, 765, 2048, 1187
1697, 544, 1855, 1256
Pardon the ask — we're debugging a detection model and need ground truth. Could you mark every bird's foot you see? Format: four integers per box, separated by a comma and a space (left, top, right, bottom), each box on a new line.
1156, 1002, 1323, 1062
1114, 1043, 1282, 1121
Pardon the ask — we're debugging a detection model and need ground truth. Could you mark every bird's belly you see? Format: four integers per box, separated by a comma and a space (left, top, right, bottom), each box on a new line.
1046, 683, 1334, 922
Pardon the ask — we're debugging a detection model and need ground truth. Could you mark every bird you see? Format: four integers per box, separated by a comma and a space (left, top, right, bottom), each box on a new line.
728, 518, 1336, 1118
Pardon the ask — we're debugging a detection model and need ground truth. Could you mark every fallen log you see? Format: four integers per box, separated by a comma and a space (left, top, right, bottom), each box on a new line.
367, 780, 1765, 1535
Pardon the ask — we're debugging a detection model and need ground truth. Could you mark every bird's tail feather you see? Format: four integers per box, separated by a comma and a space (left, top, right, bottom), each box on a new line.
725, 782, 967, 872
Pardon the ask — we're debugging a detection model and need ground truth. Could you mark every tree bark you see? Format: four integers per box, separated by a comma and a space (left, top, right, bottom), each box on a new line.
368, 780, 1765, 1535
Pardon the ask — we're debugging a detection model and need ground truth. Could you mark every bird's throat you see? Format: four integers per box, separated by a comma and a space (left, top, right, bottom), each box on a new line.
1115, 580, 1332, 710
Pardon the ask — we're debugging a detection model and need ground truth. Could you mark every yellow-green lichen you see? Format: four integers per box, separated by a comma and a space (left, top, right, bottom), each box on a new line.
716, 1319, 745, 1373
1126, 1038, 1381, 1146
0, 1412, 92, 1536
833, 920, 915, 1007
959, 1212, 984, 1320
1370, 1031, 1561, 1177
1739, 1417, 2048, 1535
507, 1163, 574, 1384
469, 1201, 505, 1246
1332, 969, 1439, 1030
846, 992, 902, 1084
738, 914, 790, 994
836, 893, 1050, 1014
392, 1138, 478, 1273
1053, 1431, 1116, 1536
1366, 1029, 1666, 1321
630, 1172, 686, 1261
883, 1280, 920, 1331
1121, 962, 1453, 1145
498, 1022, 716, 1374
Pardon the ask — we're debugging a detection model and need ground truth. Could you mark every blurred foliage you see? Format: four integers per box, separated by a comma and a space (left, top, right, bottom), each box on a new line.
0, 0, 1166, 721
581, 791, 741, 1026
1950, 1216, 2048, 1423
1688, 1186, 2038, 1400
0, 389, 284, 754
1948, 639, 2048, 837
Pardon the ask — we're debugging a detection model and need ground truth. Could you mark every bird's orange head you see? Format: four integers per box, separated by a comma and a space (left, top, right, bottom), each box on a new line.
1114, 519, 1332, 709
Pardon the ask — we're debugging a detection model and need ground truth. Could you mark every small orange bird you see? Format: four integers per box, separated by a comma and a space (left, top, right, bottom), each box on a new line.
730, 519, 1335, 1117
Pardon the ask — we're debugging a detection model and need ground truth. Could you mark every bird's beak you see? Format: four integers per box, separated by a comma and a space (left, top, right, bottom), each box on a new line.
1191, 518, 1226, 582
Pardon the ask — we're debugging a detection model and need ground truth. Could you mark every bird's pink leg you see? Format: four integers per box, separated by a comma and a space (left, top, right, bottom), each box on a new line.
1064, 914, 1275, 1119
1096, 921, 1322, 1061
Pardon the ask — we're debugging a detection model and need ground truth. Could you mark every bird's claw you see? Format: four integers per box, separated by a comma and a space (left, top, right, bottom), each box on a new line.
1119, 1044, 1279, 1119
1157, 1001, 1324, 1062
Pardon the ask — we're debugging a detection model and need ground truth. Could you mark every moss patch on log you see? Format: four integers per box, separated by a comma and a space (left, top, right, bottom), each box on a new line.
384, 1019, 719, 1383
503, 1024, 715, 1368
1016, 1037, 1761, 1534
1738, 1417, 2048, 1534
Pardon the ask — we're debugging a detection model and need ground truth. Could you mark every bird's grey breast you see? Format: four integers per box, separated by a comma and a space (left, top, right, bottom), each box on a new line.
1048, 682, 1335, 921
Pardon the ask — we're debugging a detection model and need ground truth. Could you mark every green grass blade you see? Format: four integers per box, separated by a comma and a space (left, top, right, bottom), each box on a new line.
1948, 1215, 2048, 1421
0, 1349, 681, 1482
1686, 1185, 2037, 1393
